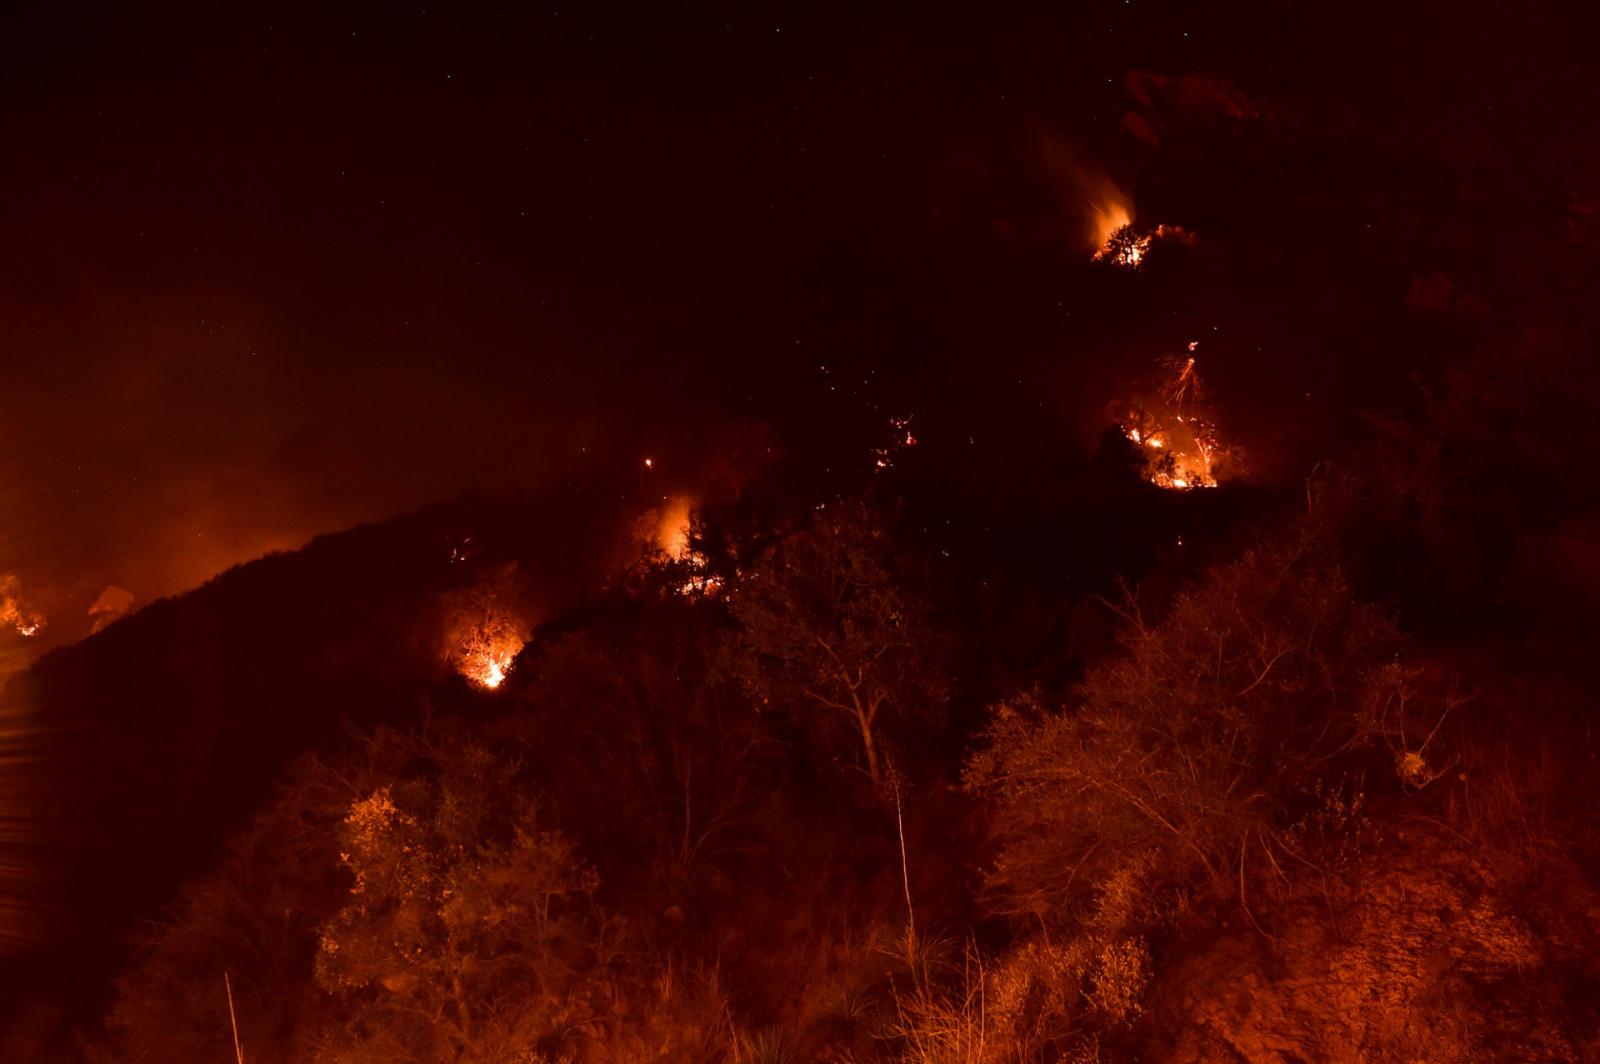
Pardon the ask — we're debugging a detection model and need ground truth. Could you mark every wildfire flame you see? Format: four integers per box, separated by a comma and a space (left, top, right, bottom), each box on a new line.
1121, 348, 1230, 489
444, 577, 527, 689
466, 647, 516, 689
459, 636, 522, 689
646, 495, 723, 596
1093, 222, 1195, 269
1089, 197, 1135, 254
0, 574, 44, 639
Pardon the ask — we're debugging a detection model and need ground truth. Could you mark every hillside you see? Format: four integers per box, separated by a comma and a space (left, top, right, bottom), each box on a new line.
0, 485, 631, 1021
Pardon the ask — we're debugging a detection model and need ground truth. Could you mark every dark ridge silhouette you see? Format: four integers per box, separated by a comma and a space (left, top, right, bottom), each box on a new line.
0, 482, 631, 1016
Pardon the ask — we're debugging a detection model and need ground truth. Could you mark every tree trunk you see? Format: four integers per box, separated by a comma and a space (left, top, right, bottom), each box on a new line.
858, 711, 882, 789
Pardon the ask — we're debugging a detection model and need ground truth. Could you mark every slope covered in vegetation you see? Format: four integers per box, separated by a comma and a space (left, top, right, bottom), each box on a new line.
2, 338, 1595, 1062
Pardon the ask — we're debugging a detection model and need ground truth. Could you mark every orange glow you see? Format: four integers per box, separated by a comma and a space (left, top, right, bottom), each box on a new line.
1120, 351, 1231, 490
88, 585, 135, 633
460, 633, 521, 684
444, 579, 528, 689
655, 495, 694, 561
473, 652, 511, 688
0, 574, 44, 639
642, 495, 723, 595
457, 629, 524, 689
1093, 221, 1195, 268
1088, 193, 1134, 252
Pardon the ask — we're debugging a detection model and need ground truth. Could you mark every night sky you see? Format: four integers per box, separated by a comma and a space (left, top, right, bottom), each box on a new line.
2, 1, 1592, 651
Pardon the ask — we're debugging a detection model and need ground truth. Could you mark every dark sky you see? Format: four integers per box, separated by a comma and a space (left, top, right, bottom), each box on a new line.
1, 1, 1592, 652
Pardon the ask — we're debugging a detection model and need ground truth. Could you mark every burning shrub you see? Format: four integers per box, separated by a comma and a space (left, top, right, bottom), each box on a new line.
440, 568, 529, 688
1118, 352, 1233, 489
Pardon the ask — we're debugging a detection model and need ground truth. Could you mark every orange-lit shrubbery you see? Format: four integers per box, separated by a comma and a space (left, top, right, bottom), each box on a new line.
81, 423, 1600, 1062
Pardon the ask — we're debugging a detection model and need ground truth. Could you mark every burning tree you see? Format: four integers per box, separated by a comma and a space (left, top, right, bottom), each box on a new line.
440, 568, 528, 689
1094, 223, 1153, 268
725, 499, 946, 790
1093, 222, 1196, 269
1120, 350, 1231, 489
639, 495, 723, 597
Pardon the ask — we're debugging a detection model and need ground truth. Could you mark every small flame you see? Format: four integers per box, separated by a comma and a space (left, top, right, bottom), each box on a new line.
1089, 196, 1134, 252
871, 414, 919, 474
459, 635, 522, 689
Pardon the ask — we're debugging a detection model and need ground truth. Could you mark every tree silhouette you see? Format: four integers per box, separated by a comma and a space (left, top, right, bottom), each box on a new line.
725, 499, 946, 790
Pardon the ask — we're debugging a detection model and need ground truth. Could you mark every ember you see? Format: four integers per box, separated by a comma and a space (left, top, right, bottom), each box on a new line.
871, 414, 919, 473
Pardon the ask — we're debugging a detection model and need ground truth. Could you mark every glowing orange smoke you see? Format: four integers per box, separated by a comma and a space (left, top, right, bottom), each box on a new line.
88, 585, 135, 634
642, 495, 723, 596
1085, 180, 1142, 266
1089, 197, 1135, 254
655, 495, 694, 561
